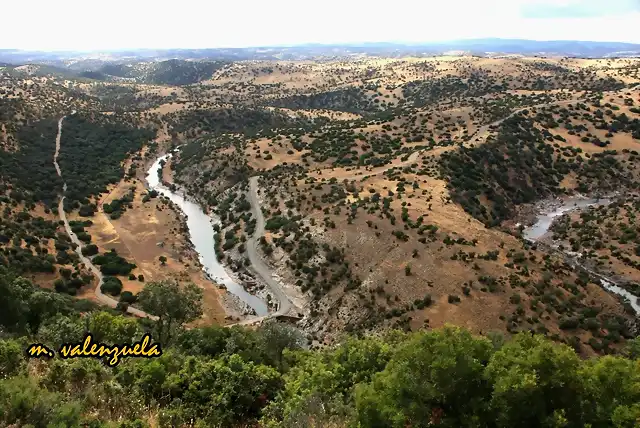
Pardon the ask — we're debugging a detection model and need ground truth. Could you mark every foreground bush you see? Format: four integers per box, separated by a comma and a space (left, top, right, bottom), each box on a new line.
1, 270, 638, 427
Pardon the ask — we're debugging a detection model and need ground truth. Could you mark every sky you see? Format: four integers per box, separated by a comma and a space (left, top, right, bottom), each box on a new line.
4, 0, 640, 51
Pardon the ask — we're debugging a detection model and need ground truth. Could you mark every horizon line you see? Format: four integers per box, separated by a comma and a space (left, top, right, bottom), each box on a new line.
3, 37, 640, 53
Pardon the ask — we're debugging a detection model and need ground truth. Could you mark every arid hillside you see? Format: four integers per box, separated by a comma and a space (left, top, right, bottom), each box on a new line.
162, 56, 640, 354
4, 50, 640, 428
2, 55, 640, 355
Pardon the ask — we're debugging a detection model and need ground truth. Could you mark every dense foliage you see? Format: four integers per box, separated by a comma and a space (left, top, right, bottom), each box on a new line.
266, 87, 383, 116
0, 269, 639, 427
0, 200, 92, 279
0, 114, 153, 207
166, 106, 327, 138
440, 114, 636, 226
87, 59, 228, 85
58, 115, 155, 206
0, 118, 62, 206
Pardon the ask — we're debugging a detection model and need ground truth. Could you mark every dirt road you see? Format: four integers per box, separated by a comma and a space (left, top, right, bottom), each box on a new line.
222, 178, 297, 328
305, 98, 579, 184
242, 177, 294, 320
54, 114, 157, 320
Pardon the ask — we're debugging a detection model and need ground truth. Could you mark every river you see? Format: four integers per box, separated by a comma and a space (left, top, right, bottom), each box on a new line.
145, 152, 269, 316
522, 197, 640, 315
522, 197, 611, 242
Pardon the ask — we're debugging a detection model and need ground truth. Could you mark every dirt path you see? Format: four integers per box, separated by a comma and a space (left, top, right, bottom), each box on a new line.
340, 149, 423, 181
230, 97, 604, 327
247, 177, 294, 315
54, 113, 157, 320
224, 178, 296, 327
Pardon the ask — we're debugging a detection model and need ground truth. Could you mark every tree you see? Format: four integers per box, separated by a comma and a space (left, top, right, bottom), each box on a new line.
622, 337, 640, 360
0, 376, 83, 426
165, 353, 281, 426
88, 311, 140, 343
26, 290, 73, 333
580, 355, 640, 427
0, 339, 24, 378
120, 291, 137, 304
0, 274, 32, 333
101, 276, 123, 296
256, 320, 306, 368
158, 256, 167, 266
484, 333, 585, 427
355, 326, 493, 427
36, 315, 85, 349
263, 335, 394, 427
137, 280, 203, 345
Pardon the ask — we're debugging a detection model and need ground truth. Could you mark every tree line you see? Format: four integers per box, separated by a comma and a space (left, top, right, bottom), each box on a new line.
0, 268, 639, 427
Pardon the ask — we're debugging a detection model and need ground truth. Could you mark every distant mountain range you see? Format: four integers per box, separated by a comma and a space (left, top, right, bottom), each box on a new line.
1, 39, 638, 86
0, 59, 229, 86
1, 39, 639, 65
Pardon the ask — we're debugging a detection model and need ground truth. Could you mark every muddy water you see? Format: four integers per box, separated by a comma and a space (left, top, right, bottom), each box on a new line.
146, 153, 269, 316
523, 197, 610, 242
523, 197, 640, 316
600, 279, 640, 315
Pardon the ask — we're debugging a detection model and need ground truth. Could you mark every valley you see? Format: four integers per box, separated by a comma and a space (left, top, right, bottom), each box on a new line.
2, 48, 640, 427
3, 55, 640, 345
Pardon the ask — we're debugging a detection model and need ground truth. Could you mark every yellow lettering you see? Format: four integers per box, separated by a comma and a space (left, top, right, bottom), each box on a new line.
82, 335, 92, 354
140, 335, 150, 355
108, 351, 120, 367
54, 334, 161, 366
26, 344, 54, 358
59, 345, 71, 357
99, 346, 113, 357
70, 345, 82, 357
147, 345, 162, 357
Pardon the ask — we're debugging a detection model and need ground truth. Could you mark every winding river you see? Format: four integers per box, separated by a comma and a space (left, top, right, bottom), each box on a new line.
145, 152, 269, 316
144, 148, 640, 320
522, 197, 640, 315
523, 197, 611, 242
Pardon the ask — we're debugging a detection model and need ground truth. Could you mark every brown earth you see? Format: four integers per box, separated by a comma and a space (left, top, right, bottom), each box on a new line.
71, 153, 229, 325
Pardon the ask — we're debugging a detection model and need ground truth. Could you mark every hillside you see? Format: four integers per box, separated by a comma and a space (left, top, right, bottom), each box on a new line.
80, 59, 229, 85
167, 56, 640, 351
1, 52, 640, 426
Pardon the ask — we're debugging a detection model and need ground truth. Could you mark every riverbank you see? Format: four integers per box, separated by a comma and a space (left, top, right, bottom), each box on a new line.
520, 193, 640, 317
145, 152, 272, 319
140, 149, 262, 320
521, 195, 613, 242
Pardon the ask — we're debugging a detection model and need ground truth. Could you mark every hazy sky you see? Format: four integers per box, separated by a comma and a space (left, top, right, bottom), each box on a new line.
4, 0, 640, 50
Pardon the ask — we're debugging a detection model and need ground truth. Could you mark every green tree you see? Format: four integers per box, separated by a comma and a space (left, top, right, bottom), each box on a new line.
580, 355, 640, 427
26, 290, 73, 333
622, 337, 640, 360
137, 280, 203, 345
0, 376, 83, 427
168, 353, 282, 426
485, 333, 584, 427
257, 320, 306, 368
88, 311, 140, 343
0, 339, 24, 378
263, 335, 393, 427
355, 326, 493, 427
37, 315, 85, 349
0, 274, 33, 333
